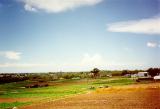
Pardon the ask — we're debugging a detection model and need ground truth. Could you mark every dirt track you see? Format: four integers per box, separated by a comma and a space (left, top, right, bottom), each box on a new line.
20, 83, 160, 109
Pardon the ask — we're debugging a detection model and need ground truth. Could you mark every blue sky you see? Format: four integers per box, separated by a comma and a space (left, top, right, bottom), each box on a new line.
0, 0, 160, 72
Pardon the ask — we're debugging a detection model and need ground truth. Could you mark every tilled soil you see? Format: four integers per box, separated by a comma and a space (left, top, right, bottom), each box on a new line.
0, 98, 35, 103
20, 83, 160, 109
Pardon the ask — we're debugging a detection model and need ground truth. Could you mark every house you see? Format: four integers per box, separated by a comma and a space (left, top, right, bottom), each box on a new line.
154, 75, 160, 80
0, 74, 4, 77
124, 74, 131, 77
137, 72, 150, 78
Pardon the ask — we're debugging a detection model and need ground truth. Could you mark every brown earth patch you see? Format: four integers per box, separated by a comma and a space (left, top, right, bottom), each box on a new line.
0, 98, 36, 103
20, 83, 160, 109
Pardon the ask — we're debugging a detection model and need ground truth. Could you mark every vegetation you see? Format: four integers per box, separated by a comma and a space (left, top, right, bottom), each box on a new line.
0, 68, 159, 108
0, 74, 28, 84
0, 68, 159, 84
0, 102, 31, 109
93, 78, 135, 86
147, 68, 160, 77
121, 70, 145, 76
0, 77, 136, 98
90, 68, 100, 78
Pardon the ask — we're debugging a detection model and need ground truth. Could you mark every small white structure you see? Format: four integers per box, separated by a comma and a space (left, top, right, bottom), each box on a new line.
131, 74, 138, 78
137, 72, 149, 78
154, 75, 160, 80
124, 74, 131, 77
0, 75, 4, 77
12, 107, 18, 109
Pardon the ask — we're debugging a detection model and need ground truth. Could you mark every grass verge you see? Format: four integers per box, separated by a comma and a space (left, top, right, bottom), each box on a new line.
0, 102, 31, 109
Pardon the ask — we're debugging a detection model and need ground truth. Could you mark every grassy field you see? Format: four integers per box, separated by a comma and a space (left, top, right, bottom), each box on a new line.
0, 102, 31, 109
0, 77, 136, 109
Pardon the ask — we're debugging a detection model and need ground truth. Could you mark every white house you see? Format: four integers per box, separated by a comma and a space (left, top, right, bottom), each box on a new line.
137, 72, 149, 78
154, 75, 160, 80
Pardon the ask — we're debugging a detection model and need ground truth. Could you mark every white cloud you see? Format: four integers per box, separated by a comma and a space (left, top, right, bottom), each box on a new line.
0, 53, 106, 71
0, 51, 22, 60
107, 16, 160, 35
0, 53, 149, 72
19, 0, 103, 13
80, 53, 105, 66
54, 53, 107, 71
147, 42, 159, 48
55, 53, 144, 71
24, 4, 37, 12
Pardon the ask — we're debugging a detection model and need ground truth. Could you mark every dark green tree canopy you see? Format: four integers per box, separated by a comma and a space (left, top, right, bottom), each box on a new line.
147, 68, 160, 77
91, 68, 100, 74
90, 68, 100, 78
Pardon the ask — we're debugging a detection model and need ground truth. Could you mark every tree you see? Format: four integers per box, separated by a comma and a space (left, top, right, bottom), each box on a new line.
90, 68, 100, 78
147, 68, 160, 77
121, 70, 129, 76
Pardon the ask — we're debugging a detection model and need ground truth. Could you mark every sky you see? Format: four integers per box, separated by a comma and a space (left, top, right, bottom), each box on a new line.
0, 0, 160, 73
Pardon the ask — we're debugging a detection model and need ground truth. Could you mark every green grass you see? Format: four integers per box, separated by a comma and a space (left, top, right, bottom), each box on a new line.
0, 84, 89, 98
92, 78, 135, 86
0, 78, 135, 98
0, 79, 89, 98
0, 77, 135, 108
0, 102, 31, 109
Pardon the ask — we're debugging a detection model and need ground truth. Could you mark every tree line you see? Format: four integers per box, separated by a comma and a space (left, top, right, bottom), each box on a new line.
0, 67, 159, 84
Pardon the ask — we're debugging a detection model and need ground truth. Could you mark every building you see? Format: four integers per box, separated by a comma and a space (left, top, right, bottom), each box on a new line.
154, 75, 160, 80
137, 72, 149, 78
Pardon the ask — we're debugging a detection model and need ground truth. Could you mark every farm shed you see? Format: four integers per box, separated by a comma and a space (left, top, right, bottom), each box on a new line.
154, 75, 160, 80
137, 72, 149, 77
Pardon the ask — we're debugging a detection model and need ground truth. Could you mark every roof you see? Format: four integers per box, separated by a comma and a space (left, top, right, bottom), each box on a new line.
138, 72, 148, 74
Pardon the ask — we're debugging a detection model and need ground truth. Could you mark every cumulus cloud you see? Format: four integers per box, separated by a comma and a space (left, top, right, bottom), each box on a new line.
24, 4, 37, 12
54, 53, 107, 71
147, 42, 159, 48
80, 53, 106, 67
107, 16, 160, 35
19, 0, 103, 13
0, 51, 22, 60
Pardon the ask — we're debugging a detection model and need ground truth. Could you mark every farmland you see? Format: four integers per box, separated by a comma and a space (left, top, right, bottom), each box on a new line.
0, 75, 160, 109
21, 83, 160, 109
0, 77, 134, 108
1, 0, 160, 108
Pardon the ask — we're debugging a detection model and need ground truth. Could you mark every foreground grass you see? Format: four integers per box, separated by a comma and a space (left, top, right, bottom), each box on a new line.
0, 102, 31, 109
0, 78, 135, 98
0, 77, 136, 108
0, 79, 88, 98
